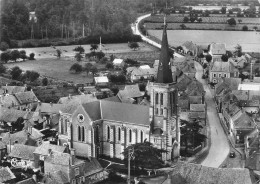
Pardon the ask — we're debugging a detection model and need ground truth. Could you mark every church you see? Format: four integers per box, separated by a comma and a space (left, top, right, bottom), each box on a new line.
58, 21, 180, 162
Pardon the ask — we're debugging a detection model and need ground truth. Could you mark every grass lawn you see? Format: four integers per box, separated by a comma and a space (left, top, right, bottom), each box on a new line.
4, 58, 94, 84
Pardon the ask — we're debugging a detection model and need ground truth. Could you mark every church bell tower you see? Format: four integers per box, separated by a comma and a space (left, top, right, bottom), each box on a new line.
149, 17, 180, 161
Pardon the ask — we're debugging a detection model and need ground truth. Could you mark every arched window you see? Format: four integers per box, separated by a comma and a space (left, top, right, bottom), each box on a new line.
160, 93, 163, 105
129, 129, 132, 143
107, 126, 110, 140
96, 126, 99, 142
140, 131, 143, 143
78, 126, 81, 141
118, 127, 121, 141
155, 93, 158, 104
81, 126, 85, 142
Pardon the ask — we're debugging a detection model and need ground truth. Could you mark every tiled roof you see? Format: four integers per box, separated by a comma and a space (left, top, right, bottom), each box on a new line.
34, 142, 66, 155
1, 130, 36, 146
0, 94, 20, 108
0, 167, 16, 183
189, 112, 206, 119
186, 80, 204, 96
1, 86, 26, 94
190, 104, 205, 112
44, 171, 69, 184
232, 90, 249, 101
215, 78, 242, 95
82, 101, 102, 121
9, 144, 36, 160
0, 107, 32, 122
31, 127, 44, 140
118, 84, 143, 99
130, 68, 156, 76
84, 157, 103, 176
45, 152, 71, 166
176, 74, 193, 92
14, 91, 38, 104
211, 61, 238, 73
171, 162, 252, 184
223, 102, 241, 117
182, 41, 197, 51
102, 96, 122, 103
181, 64, 196, 74
35, 103, 63, 114
210, 43, 226, 55
100, 100, 150, 126
233, 112, 255, 129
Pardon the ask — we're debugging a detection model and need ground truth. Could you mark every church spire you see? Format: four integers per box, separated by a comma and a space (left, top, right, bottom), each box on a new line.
156, 16, 173, 84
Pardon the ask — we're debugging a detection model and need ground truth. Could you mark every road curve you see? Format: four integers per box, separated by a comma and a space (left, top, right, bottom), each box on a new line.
133, 14, 230, 168
194, 62, 230, 168
131, 14, 183, 58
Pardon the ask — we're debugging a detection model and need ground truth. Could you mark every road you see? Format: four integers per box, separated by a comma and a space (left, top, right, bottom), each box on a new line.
194, 61, 230, 168
133, 14, 230, 168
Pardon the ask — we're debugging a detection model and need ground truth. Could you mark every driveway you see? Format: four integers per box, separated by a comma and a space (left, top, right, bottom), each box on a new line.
194, 61, 230, 168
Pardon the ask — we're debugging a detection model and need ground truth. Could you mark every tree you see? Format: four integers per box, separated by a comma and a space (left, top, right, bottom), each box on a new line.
235, 44, 242, 57
26, 70, 40, 82
238, 19, 242, 24
29, 53, 35, 60
10, 50, 20, 62
253, 26, 258, 31
180, 119, 207, 155
197, 17, 202, 23
42, 78, 48, 86
203, 63, 208, 69
90, 44, 98, 52
11, 117, 24, 132
95, 52, 105, 60
11, 66, 22, 80
221, 7, 227, 14
70, 63, 83, 73
75, 53, 83, 62
227, 18, 236, 26
122, 142, 166, 170
19, 50, 27, 61
0, 63, 6, 74
205, 55, 212, 62
73, 46, 85, 54
0, 51, 11, 63
226, 51, 233, 58
128, 42, 139, 51
183, 16, 189, 22
242, 25, 248, 31
221, 54, 229, 62
84, 63, 93, 76
90, 66, 98, 76
0, 42, 9, 51
106, 63, 114, 69
124, 58, 138, 66
56, 49, 62, 58
180, 24, 186, 30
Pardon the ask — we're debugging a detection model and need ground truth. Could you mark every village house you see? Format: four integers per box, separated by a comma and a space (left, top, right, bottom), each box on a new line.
117, 84, 143, 104
0, 167, 16, 183
112, 58, 124, 68
209, 61, 239, 84
208, 43, 226, 62
9, 144, 37, 169
128, 65, 156, 82
181, 41, 197, 56
94, 76, 109, 87
0, 85, 26, 96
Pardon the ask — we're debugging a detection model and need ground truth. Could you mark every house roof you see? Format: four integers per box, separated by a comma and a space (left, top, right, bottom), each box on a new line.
100, 100, 149, 126
45, 170, 69, 184
190, 104, 205, 112
94, 76, 109, 83
13, 91, 38, 104
130, 68, 156, 77
102, 95, 122, 103
0, 167, 16, 183
140, 65, 151, 69
30, 127, 44, 140
0, 94, 20, 108
34, 142, 66, 155
35, 103, 63, 114
238, 83, 260, 91
211, 61, 238, 73
176, 74, 193, 91
0, 107, 32, 122
216, 78, 242, 94
45, 152, 71, 166
84, 157, 103, 176
182, 41, 197, 51
210, 43, 226, 55
223, 102, 241, 117
118, 84, 143, 99
171, 162, 252, 184
1, 86, 26, 94
1, 130, 37, 146
233, 112, 255, 129
81, 101, 102, 121
186, 79, 204, 96
9, 144, 36, 160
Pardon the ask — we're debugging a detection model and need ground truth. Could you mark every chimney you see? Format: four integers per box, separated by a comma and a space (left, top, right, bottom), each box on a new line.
70, 148, 76, 165
48, 149, 52, 156
68, 94, 72, 99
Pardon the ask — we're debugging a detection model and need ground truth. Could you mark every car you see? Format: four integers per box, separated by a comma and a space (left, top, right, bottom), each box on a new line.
229, 151, 236, 158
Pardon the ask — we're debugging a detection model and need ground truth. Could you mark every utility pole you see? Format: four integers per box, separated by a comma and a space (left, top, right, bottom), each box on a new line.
100, 36, 102, 52
128, 148, 134, 184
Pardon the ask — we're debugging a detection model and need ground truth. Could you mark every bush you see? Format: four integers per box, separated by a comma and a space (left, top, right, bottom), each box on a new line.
0, 63, 6, 74
70, 63, 83, 73
0, 42, 9, 51
0, 51, 11, 63
42, 78, 48, 86
73, 46, 85, 54
242, 25, 248, 31
29, 53, 35, 60
10, 66, 22, 80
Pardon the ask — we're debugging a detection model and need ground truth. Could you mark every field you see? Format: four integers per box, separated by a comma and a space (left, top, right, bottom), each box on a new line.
147, 29, 260, 52
5, 43, 156, 60
3, 43, 157, 84
145, 23, 259, 31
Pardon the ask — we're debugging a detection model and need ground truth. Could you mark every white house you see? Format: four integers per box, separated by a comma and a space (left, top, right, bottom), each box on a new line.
113, 58, 124, 68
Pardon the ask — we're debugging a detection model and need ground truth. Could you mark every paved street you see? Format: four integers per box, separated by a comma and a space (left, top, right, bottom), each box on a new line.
194, 61, 230, 168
